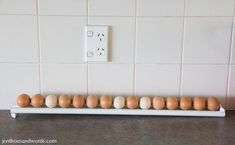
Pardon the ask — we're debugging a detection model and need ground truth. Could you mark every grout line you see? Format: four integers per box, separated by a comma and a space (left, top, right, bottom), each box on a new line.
133, 0, 138, 96
179, 0, 187, 98
36, 0, 42, 94
86, 0, 89, 96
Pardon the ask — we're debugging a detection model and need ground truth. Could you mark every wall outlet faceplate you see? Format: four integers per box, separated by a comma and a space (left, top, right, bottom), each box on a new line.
85, 25, 109, 62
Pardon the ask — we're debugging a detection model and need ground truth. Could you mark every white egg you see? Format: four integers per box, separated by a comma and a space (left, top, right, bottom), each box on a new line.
113, 96, 125, 109
140, 96, 151, 109
45, 95, 58, 108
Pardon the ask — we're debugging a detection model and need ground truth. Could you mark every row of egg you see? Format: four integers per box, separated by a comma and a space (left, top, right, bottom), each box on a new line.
16, 94, 220, 111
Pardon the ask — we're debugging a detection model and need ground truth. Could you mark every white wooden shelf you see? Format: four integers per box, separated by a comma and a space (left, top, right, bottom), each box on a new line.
10, 105, 225, 118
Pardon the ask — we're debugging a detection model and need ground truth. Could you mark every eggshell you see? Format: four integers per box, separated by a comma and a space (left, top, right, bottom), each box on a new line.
126, 96, 138, 109
86, 95, 98, 108
113, 96, 125, 109
59, 95, 71, 108
31, 94, 45, 108
140, 96, 151, 109
17, 94, 31, 108
180, 97, 192, 110
166, 97, 178, 110
100, 95, 112, 109
73, 95, 85, 108
152, 96, 165, 110
45, 95, 57, 108
193, 97, 206, 110
207, 97, 220, 111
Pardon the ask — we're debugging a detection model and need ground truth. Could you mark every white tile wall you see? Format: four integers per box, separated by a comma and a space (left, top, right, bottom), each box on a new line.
0, 64, 40, 109
181, 65, 228, 106
0, 0, 235, 109
39, 0, 87, 16
135, 64, 181, 96
41, 64, 87, 95
184, 17, 232, 64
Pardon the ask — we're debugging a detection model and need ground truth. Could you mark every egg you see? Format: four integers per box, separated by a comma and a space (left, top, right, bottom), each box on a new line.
140, 96, 151, 109
31, 94, 45, 108
59, 95, 71, 108
180, 97, 192, 110
45, 95, 57, 108
73, 95, 85, 108
100, 95, 112, 109
126, 96, 138, 109
152, 96, 165, 110
193, 97, 206, 110
113, 96, 125, 109
207, 97, 220, 111
166, 97, 178, 110
86, 95, 98, 108
17, 94, 31, 108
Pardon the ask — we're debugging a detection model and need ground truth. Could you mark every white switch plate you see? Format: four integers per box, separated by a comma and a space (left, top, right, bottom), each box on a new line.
85, 25, 109, 62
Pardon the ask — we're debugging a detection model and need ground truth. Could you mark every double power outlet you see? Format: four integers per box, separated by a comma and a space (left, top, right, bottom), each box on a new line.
85, 26, 109, 62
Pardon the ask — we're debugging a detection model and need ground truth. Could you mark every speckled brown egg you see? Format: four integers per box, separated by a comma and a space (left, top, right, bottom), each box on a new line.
31, 94, 44, 108
207, 97, 220, 111
73, 95, 85, 108
180, 97, 192, 110
59, 95, 71, 108
86, 95, 98, 108
100, 95, 112, 109
17, 94, 31, 108
166, 97, 178, 110
193, 97, 206, 111
152, 96, 165, 110
126, 96, 138, 109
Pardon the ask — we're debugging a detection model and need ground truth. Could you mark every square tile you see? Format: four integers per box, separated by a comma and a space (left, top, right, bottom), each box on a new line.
0, 15, 38, 62
88, 0, 135, 16
137, 0, 184, 16
41, 64, 87, 94
136, 17, 183, 63
181, 65, 228, 106
184, 18, 232, 64
88, 17, 135, 63
186, 0, 234, 16
39, 0, 87, 15
228, 65, 235, 110
135, 64, 180, 96
88, 64, 134, 95
40, 16, 86, 63
0, 0, 36, 15
0, 64, 40, 109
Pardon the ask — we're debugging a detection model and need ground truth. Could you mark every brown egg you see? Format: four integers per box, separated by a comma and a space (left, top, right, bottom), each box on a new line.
166, 97, 178, 110
180, 97, 192, 110
86, 95, 98, 108
207, 97, 220, 111
31, 94, 44, 108
59, 95, 71, 108
73, 95, 85, 108
126, 96, 138, 109
100, 95, 112, 109
17, 94, 31, 108
152, 96, 165, 110
193, 97, 206, 110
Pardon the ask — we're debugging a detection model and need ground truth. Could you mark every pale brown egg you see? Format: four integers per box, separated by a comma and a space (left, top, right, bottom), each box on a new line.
193, 97, 206, 110
180, 97, 192, 110
86, 95, 98, 108
100, 95, 112, 109
166, 97, 178, 110
126, 96, 138, 109
73, 95, 85, 108
31, 94, 44, 108
152, 96, 165, 110
59, 95, 71, 108
17, 94, 31, 108
207, 97, 220, 111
